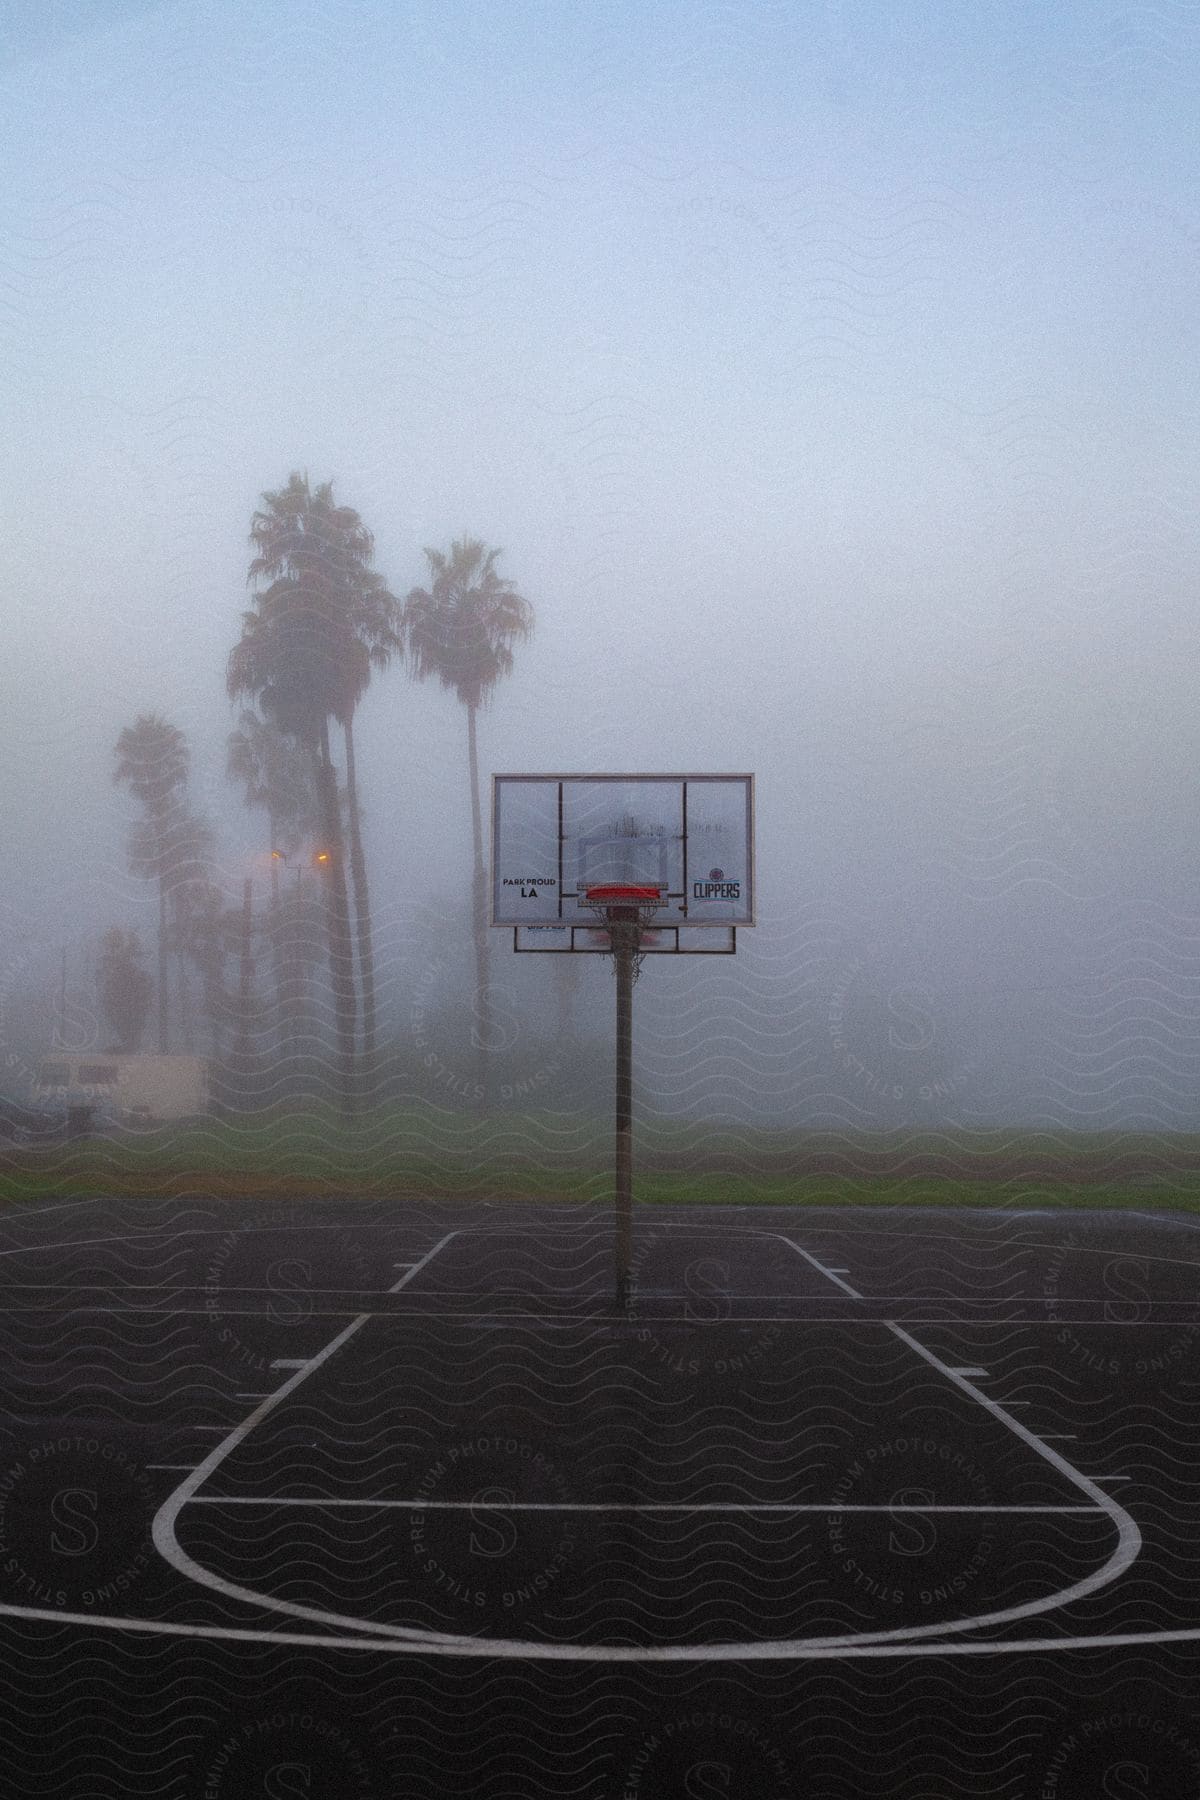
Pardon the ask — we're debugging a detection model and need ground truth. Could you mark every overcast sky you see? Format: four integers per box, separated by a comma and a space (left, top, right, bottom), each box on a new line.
3, 0, 1199, 1125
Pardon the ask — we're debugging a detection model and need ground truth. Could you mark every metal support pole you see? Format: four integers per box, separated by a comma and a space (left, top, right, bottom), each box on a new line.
614, 929, 635, 1310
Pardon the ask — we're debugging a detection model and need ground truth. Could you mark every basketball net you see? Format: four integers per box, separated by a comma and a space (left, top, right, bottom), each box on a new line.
582, 886, 665, 981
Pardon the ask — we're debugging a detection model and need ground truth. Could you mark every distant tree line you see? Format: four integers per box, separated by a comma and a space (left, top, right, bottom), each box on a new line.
107, 471, 533, 1116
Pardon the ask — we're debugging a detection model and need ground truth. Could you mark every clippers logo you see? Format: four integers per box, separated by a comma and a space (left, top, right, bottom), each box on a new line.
692, 868, 740, 901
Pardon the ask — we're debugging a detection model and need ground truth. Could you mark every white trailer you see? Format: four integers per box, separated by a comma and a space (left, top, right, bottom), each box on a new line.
35, 1053, 209, 1121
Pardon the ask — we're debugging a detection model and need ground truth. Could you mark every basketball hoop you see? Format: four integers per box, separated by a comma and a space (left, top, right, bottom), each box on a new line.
492, 776, 756, 1311
583, 885, 665, 979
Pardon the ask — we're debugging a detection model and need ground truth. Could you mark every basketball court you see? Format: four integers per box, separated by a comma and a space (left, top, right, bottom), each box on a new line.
3, 778, 1199, 1789
1, 1193, 1198, 1660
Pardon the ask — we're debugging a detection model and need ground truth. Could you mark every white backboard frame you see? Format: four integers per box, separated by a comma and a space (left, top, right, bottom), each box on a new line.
491, 774, 755, 929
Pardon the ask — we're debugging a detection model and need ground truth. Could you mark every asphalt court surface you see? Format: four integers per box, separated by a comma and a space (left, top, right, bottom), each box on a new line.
2, 1196, 1200, 1793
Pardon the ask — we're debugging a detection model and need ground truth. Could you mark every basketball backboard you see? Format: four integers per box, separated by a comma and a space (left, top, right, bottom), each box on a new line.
491, 774, 754, 929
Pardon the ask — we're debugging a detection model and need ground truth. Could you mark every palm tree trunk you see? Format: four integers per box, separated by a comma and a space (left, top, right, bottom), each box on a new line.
236, 877, 253, 1100
468, 701, 490, 1111
313, 726, 358, 1114
267, 814, 286, 1062
173, 894, 194, 1053
289, 870, 315, 1080
157, 874, 168, 1052
177, 941, 194, 1052
342, 718, 378, 1084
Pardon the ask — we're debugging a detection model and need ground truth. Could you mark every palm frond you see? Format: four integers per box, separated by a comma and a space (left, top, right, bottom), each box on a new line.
400, 537, 533, 708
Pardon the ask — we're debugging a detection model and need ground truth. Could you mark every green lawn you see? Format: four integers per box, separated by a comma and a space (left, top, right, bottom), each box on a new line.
3, 1107, 1200, 1209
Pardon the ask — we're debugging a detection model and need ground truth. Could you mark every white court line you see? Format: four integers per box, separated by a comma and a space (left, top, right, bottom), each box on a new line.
764, 1213, 1200, 1278
8, 1284, 1195, 1304
0, 1223, 431, 1261
4, 1602, 1200, 1660
782, 1242, 1144, 1648
0, 1233, 171, 1260
0, 1211, 491, 1260
0, 1221, 1162, 1662
186, 1498, 1104, 1514
6, 1212, 1200, 1279
6, 1310, 1188, 1327
776, 1240, 860, 1298
149, 1232, 463, 1646
19, 1300, 1187, 1314
0, 1194, 108, 1226
146, 1226, 1143, 1661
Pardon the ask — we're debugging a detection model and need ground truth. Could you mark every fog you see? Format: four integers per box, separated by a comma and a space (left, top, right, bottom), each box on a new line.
4, 1, 1199, 1129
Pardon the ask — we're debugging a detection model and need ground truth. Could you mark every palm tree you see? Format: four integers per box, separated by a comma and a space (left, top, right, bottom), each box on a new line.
228, 577, 357, 1105
113, 714, 189, 1051
228, 472, 400, 1107
327, 564, 403, 1078
403, 537, 533, 1107
97, 928, 153, 1052
228, 708, 323, 1053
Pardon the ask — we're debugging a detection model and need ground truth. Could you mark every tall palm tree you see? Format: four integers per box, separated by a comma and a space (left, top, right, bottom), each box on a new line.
228, 472, 400, 1106
113, 714, 189, 1051
228, 707, 322, 1053
228, 576, 357, 1105
247, 475, 400, 1075
403, 537, 533, 1108
331, 569, 403, 1079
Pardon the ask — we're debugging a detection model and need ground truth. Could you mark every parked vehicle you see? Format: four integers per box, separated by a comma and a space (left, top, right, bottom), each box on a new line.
0, 1097, 64, 1143
34, 1054, 209, 1124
